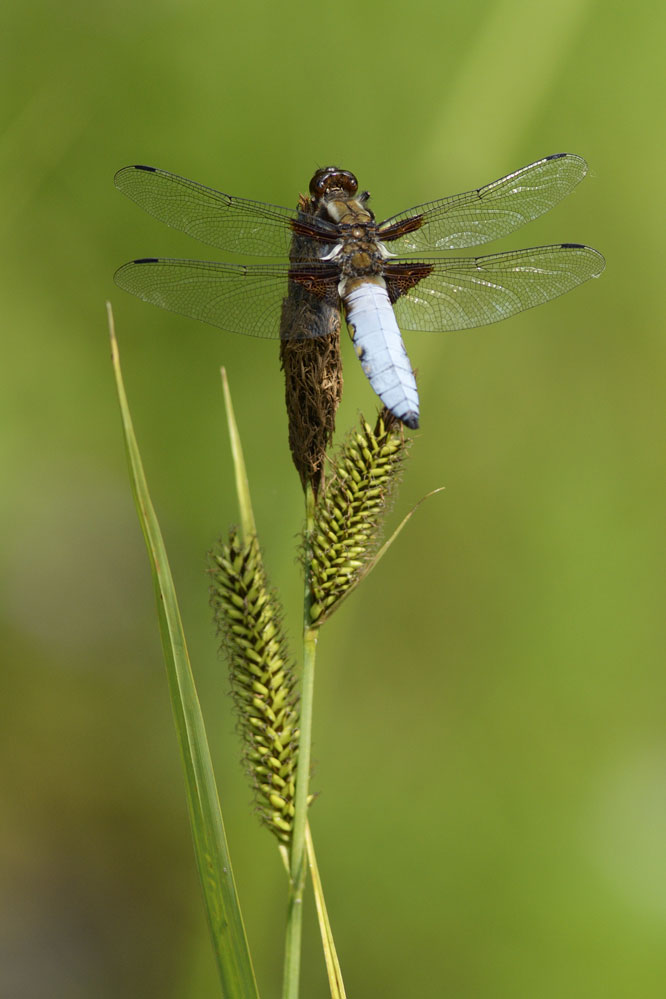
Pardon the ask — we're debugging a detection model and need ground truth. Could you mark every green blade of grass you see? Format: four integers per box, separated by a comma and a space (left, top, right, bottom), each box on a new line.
108, 305, 259, 999
306, 823, 346, 999
220, 367, 256, 542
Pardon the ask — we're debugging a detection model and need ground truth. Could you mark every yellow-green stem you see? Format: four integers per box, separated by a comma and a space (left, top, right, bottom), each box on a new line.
282, 482, 318, 999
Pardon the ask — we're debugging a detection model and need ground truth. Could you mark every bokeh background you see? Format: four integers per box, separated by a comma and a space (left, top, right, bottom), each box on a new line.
2, 0, 664, 996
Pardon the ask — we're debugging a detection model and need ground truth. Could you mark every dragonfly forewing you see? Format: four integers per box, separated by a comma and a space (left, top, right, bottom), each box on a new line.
378, 153, 589, 253
114, 165, 300, 256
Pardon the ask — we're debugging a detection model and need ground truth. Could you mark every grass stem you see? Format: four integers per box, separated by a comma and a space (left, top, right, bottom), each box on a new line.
282, 482, 318, 999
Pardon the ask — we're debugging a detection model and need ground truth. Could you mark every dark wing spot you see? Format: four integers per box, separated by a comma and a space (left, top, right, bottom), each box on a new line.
560, 242, 585, 249
289, 266, 339, 301
546, 152, 567, 161
384, 262, 434, 304
134, 164, 157, 172
378, 214, 425, 242
133, 257, 160, 264
290, 217, 338, 241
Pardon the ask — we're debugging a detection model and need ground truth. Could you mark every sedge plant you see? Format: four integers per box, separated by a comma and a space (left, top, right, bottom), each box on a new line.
109, 302, 440, 998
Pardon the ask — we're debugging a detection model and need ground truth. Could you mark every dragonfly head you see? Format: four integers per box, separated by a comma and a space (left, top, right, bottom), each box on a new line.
309, 166, 358, 203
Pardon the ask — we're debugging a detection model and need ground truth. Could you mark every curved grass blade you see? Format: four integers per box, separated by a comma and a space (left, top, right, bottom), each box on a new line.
107, 304, 259, 999
356, 486, 446, 588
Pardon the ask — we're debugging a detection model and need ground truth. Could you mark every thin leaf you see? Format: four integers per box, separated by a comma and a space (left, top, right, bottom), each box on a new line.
306, 823, 347, 999
365, 487, 446, 578
108, 304, 259, 999
221, 366, 256, 542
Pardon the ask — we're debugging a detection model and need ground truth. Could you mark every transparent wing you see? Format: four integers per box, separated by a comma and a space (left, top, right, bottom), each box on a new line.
390, 244, 605, 332
378, 153, 589, 252
114, 165, 308, 256
114, 257, 341, 339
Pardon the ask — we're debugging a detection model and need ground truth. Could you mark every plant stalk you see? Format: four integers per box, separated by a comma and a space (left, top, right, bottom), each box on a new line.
282, 482, 319, 999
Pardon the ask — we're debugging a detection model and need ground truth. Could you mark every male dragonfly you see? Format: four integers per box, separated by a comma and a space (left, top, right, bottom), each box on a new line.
114, 154, 604, 429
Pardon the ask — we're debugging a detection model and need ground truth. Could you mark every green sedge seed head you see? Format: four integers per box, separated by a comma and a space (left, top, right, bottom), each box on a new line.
305, 410, 409, 626
208, 531, 303, 845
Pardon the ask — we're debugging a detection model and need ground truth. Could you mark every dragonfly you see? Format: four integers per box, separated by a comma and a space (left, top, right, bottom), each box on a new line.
114, 154, 604, 429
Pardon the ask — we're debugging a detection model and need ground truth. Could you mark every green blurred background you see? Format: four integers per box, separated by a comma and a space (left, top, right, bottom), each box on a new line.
2, 0, 664, 995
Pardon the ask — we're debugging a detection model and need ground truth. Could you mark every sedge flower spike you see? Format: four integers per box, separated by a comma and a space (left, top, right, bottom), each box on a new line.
308, 409, 410, 624
209, 531, 300, 844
